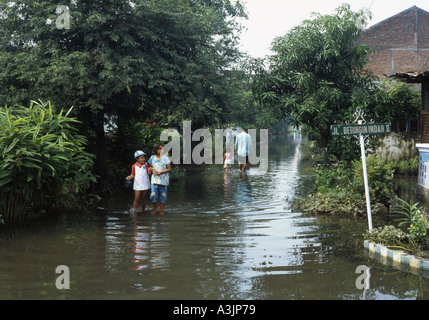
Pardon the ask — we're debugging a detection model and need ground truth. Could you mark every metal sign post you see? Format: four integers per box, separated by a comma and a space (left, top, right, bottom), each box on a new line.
358, 120, 373, 231
330, 108, 391, 232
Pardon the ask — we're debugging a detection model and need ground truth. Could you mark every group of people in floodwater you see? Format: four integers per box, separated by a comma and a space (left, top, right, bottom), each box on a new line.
126, 128, 252, 215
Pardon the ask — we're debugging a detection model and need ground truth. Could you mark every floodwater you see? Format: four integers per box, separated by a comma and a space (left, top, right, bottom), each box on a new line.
0, 135, 428, 300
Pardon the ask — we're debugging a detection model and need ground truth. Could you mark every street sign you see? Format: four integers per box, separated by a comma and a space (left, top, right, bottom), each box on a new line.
330, 123, 391, 137
330, 116, 392, 232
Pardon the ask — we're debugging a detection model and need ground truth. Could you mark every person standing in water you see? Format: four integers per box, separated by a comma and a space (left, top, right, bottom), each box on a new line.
223, 148, 232, 172
235, 128, 251, 173
126, 150, 152, 214
147, 142, 171, 215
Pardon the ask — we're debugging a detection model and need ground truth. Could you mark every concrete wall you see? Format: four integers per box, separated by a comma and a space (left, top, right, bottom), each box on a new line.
374, 132, 418, 161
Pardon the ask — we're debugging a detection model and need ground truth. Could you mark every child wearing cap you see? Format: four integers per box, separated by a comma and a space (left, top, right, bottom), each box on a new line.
126, 150, 152, 214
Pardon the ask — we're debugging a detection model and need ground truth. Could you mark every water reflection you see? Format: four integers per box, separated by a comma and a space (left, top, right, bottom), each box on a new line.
234, 172, 253, 207
134, 217, 169, 271
131, 215, 170, 292
222, 172, 232, 206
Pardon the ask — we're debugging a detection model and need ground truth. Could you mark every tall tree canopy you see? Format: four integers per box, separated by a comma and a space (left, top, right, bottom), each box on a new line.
0, 0, 248, 179
252, 4, 376, 160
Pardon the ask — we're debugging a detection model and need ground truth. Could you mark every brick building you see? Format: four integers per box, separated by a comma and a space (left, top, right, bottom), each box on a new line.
360, 6, 429, 141
360, 5, 429, 79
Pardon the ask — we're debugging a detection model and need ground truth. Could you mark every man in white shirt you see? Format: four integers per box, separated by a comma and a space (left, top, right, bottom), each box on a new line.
235, 128, 251, 173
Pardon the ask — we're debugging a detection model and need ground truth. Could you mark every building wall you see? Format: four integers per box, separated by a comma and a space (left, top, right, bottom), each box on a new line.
360, 6, 429, 78
374, 132, 418, 161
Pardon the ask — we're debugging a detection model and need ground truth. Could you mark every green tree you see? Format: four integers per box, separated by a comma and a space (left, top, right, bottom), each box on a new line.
0, 0, 247, 180
371, 81, 421, 132
252, 4, 375, 160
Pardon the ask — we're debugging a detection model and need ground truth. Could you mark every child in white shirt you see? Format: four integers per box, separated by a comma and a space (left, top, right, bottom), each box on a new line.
126, 150, 152, 214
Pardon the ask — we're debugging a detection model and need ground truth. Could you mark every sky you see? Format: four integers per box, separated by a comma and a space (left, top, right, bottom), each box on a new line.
239, 0, 429, 58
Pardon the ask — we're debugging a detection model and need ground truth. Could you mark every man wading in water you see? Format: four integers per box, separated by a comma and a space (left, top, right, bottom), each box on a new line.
235, 128, 251, 173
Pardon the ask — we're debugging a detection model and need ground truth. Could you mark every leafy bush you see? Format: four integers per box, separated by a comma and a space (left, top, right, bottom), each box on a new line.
377, 156, 419, 176
352, 155, 394, 205
292, 190, 388, 216
364, 225, 409, 247
363, 224, 425, 258
314, 162, 353, 193
391, 156, 419, 176
395, 198, 429, 246
397, 160, 411, 176
293, 191, 365, 216
294, 155, 396, 216
0, 100, 96, 222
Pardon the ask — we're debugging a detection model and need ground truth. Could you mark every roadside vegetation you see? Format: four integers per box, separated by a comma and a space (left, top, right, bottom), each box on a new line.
364, 198, 429, 258
292, 153, 419, 213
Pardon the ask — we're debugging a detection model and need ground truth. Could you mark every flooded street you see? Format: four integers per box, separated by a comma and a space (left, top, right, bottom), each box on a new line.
0, 136, 428, 300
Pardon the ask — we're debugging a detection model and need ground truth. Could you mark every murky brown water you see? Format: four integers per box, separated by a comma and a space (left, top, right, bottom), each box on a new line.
1, 136, 428, 300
